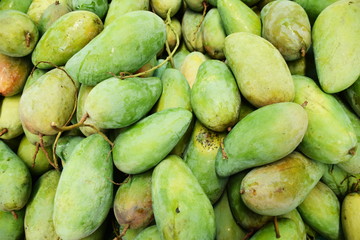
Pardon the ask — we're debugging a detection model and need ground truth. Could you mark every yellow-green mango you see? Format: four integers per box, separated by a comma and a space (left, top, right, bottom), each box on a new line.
181, 9, 204, 52
65, 11, 166, 86
24, 170, 60, 240
279, 210, 306, 240
23, 68, 47, 90
180, 51, 207, 88
27, 0, 69, 26
293, 75, 357, 164
173, 42, 190, 70
249, 219, 302, 240
55, 135, 84, 166
294, 0, 339, 24
312, 0, 360, 93
218, 0, 261, 36
151, 0, 181, 18
241, 151, 325, 216
134, 225, 161, 240
23, 126, 56, 147
153, 59, 170, 79
121, 226, 145, 240
216, 102, 308, 177
0, 0, 32, 12
342, 192, 360, 240
0, 140, 32, 211
69, 0, 108, 19
53, 134, 113, 240
0, 209, 25, 240
38, 1, 72, 34
287, 57, 306, 76
345, 77, 360, 117
166, 18, 182, 51
0, 95, 23, 140
152, 155, 216, 240
184, 0, 206, 12
224, 32, 294, 107
191, 60, 241, 132
297, 181, 340, 240
113, 108, 192, 174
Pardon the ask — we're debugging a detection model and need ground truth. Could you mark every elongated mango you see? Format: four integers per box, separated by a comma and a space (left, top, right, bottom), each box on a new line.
181, 9, 204, 52
342, 192, 360, 240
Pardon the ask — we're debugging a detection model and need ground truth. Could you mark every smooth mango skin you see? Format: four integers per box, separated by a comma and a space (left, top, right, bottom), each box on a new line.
19, 68, 77, 136
0, 209, 25, 240
214, 191, 247, 240
346, 77, 360, 117
24, 170, 60, 240
218, 0, 261, 36
65, 11, 166, 86
151, 0, 181, 18
313, 0, 360, 93
184, 0, 205, 12
70, 0, 108, 19
27, 0, 68, 26
261, 0, 311, 61
191, 60, 241, 132
113, 108, 192, 174
249, 219, 302, 240
173, 43, 190, 70
153, 59, 170, 79
227, 171, 272, 231
180, 51, 207, 88
84, 77, 162, 129
0, 95, 23, 140
238, 99, 255, 121
0, 140, 32, 211
152, 155, 216, 240
287, 57, 306, 76
183, 120, 228, 204
279, 210, 306, 240
0, 10, 39, 57
38, 1, 72, 34
113, 171, 153, 229
23, 68, 47, 90
241, 151, 326, 216
294, 0, 339, 24
32, 10, 103, 69
224, 32, 294, 107
215, 102, 308, 177
53, 134, 113, 240
297, 181, 340, 240
166, 18, 182, 51
134, 225, 161, 240
23, 126, 56, 147
181, 9, 204, 52
0, 0, 32, 12
55, 135, 84, 166
342, 192, 360, 240
293, 75, 357, 164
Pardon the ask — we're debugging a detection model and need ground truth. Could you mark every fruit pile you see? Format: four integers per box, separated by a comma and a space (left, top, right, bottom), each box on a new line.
0, 0, 360, 239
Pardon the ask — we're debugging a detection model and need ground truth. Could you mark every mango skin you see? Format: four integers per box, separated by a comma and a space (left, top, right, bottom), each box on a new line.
27, 0, 68, 26
23, 68, 47, 90
0, 209, 25, 240
241, 151, 325, 216
181, 9, 204, 52
134, 225, 161, 240
287, 57, 306, 76
0, 0, 32, 12
0, 95, 23, 140
216, 102, 308, 177
173, 43, 190, 70
24, 170, 60, 240
279, 210, 306, 240
151, 0, 181, 18
294, 0, 339, 24
184, 0, 205, 12
113, 108, 192, 174
191, 60, 241, 132
38, 1, 72, 34
313, 0, 360, 93
53, 134, 113, 240
180, 51, 207, 88
65, 11, 166, 86
249, 219, 302, 240
23, 126, 56, 147
152, 155, 216, 240
342, 192, 360, 240
55, 135, 84, 166
346, 77, 360, 117
0, 140, 32, 211
166, 18, 182, 51
70, 0, 108, 19
293, 75, 357, 164
224, 32, 294, 107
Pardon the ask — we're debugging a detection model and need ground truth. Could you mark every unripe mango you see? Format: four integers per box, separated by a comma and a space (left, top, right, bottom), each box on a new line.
0, 209, 25, 240
0, 95, 23, 140
38, 1, 71, 34
342, 192, 360, 240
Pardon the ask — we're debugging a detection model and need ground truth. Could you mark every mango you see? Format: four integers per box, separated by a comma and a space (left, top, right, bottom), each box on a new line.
224, 32, 294, 107
81, 219, 108, 240
166, 18, 182, 51
27, 0, 68, 26
0, 95, 23, 140
134, 56, 157, 78
70, 0, 108, 19
216, 102, 308, 177
113, 108, 192, 174
287, 57, 306, 76
152, 155, 216, 240
0, 0, 32, 12
134, 225, 161, 240
345, 77, 360, 117
181, 9, 204, 52
180, 51, 207, 88
23, 68, 47, 90
173, 43, 190, 70
170, 118, 194, 157
342, 192, 360, 240
238, 99, 255, 121
55, 135, 84, 166
153, 59, 170, 78
184, 0, 206, 12
0, 209, 25, 240
65, 11, 166, 86
279, 210, 306, 240
294, 0, 339, 24
249, 219, 302, 240
23, 126, 56, 147
312, 0, 360, 93
53, 134, 113, 239
151, 0, 181, 18
38, 1, 71, 34
243, 0, 261, 6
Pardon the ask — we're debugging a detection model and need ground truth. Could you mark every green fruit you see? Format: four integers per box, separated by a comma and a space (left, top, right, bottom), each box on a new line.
153, 59, 171, 78
27, 0, 69, 26
173, 43, 190, 70
55, 135, 84, 166
287, 57, 306, 76
0, 209, 25, 240
70, 0, 108, 19
279, 210, 306, 240
342, 192, 360, 240
38, 1, 71, 34
0, 0, 32, 12
294, 0, 339, 24
181, 9, 204, 52
166, 18, 182, 50
134, 225, 161, 240
23, 68, 47, 90
180, 51, 207, 88
345, 77, 360, 117
0, 95, 23, 140
151, 0, 181, 18
249, 219, 302, 240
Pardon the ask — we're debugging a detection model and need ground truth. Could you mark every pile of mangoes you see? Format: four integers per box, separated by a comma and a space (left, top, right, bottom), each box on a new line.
0, 0, 360, 239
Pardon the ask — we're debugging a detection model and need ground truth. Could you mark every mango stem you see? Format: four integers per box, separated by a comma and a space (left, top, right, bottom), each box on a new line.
11, 211, 18, 220
0, 128, 8, 137
241, 229, 254, 240
32, 142, 40, 168
220, 141, 228, 159
51, 113, 89, 132
25, 32, 31, 47
39, 133, 58, 170
273, 216, 281, 238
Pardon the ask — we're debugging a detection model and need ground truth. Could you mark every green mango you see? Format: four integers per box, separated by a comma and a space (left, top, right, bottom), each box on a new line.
202, 8, 226, 59
166, 18, 182, 51
183, 120, 227, 203
65, 11, 166, 86
214, 190, 247, 240
345, 77, 360, 117
279, 210, 306, 240
224, 32, 294, 107
113, 171, 153, 229
53, 134, 113, 239
152, 155, 216, 240
294, 0, 339, 24
153, 59, 170, 79
19, 68, 77, 136
216, 102, 308, 177
341, 192, 360, 240
0, 95, 23, 140
81, 219, 108, 240
70, 0, 108, 19
238, 100, 255, 121
121, 226, 145, 240
33, 10, 103, 69
180, 51, 207, 88
297, 181, 340, 240
241, 151, 325, 216
0, 209, 25, 240
104, 0, 149, 27
23, 68, 47, 90
293, 75, 357, 164
151, 0, 182, 18
134, 56, 157, 78
84, 77, 162, 129
312, 0, 360, 93
38, 1, 72, 34
191, 60, 241, 132
113, 108, 192, 174
287, 57, 306, 76
23, 126, 56, 147
24, 170, 60, 240
27, 0, 69, 26
181, 9, 204, 52
170, 118, 194, 157
0, 0, 32, 12
134, 225, 161, 240
0, 10, 39, 57
173, 43, 190, 70
55, 135, 84, 166
261, 0, 311, 61
0, 140, 32, 211
184, 0, 207, 12
249, 219, 302, 240
227, 171, 272, 230
218, 0, 261, 36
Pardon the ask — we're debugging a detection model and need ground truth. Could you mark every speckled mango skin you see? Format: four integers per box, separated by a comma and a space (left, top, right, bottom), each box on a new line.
53, 134, 113, 240
24, 170, 60, 240
346, 77, 360, 117
32, 11, 103, 69
249, 219, 302, 240
293, 75, 357, 164
27, 0, 68, 26
0, 209, 25, 240
70, 0, 108, 19
342, 192, 360, 240
191, 60, 241, 132
65, 11, 166, 86
181, 10, 204, 52
0, 140, 32, 211
38, 1, 71, 34
0, 95, 23, 140
313, 0, 360, 93
240, 151, 325, 216
152, 155, 216, 240
215, 102, 308, 177
151, 0, 181, 18
224, 32, 294, 107
134, 225, 161, 240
